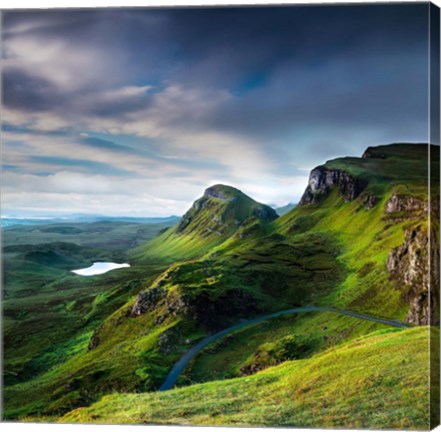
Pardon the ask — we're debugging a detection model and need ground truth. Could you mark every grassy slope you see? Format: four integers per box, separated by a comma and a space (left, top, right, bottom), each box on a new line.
61, 327, 434, 430
162, 143, 438, 393
181, 311, 389, 386
277, 144, 437, 318
4, 144, 438, 423
133, 184, 277, 263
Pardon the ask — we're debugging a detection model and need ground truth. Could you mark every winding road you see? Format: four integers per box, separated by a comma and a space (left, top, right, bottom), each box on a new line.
159, 306, 410, 391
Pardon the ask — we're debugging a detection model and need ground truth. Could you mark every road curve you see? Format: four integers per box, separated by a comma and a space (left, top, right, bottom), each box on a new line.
158, 306, 410, 391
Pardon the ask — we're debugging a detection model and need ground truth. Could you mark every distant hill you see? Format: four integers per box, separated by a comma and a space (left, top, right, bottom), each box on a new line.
274, 203, 296, 216
176, 184, 277, 236
1, 215, 180, 228
135, 184, 278, 262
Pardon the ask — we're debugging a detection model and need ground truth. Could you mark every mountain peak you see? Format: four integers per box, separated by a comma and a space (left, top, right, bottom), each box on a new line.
176, 184, 278, 236
203, 184, 243, 201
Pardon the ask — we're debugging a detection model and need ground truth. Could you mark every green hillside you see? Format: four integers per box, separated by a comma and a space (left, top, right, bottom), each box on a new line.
133, 184, 278, 263
61, 327, 435, 430
3, 143, 439, 426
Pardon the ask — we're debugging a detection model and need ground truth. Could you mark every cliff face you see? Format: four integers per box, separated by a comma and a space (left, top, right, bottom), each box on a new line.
387, 225, 439, 325
385, 192, 428, 214
385, 186, 440, 325
299, 166, 368, 205
297, 145, 439, 326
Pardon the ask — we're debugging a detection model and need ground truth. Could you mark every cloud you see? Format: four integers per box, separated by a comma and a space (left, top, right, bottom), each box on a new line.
28, 156, 136, 177
1, 4, 433, 216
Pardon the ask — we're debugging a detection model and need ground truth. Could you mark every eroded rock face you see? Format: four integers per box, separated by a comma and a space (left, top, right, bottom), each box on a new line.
362, 194, 379, 210
129, 286, 166, 317
387, 226, 439, 325
299, 166, 368, 205
204, 186, 237, 201
385, 192, 428, 214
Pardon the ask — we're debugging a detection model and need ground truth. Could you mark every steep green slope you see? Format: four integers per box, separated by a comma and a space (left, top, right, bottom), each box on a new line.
4, 143, 438, 424
181, 311, 389, 386
61, 327, 434, 430
278, 143, 439, 322
150, 143, 439, 392
133, 184, 278, 263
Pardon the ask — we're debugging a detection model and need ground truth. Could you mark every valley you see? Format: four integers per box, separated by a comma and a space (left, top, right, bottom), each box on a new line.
2, 143, 439, 429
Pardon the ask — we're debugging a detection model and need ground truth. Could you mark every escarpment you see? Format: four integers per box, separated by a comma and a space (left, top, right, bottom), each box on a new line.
384, 182, 439, 325
385, 192, 428, 215
387, 225, 439, 325
299, 166, 368, 205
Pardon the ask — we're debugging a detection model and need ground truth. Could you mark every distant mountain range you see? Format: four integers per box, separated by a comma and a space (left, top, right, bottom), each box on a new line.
274, 202, 297, 216
1, 215, 180, 228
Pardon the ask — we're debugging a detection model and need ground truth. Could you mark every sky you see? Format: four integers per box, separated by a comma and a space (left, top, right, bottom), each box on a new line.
1, 3, 433, 217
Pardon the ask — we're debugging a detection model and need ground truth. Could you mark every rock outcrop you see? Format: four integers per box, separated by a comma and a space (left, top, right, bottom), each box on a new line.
299, 166, 368, 205
128, 283, 258, 332
362, 194, 379, 210
385, 192, 428, 214
129, 286, 166, 317
387, 225, 439, 325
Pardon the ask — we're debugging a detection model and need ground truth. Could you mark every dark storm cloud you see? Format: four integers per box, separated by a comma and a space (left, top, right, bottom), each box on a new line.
2, 68, 65, 111
3, 4, 429, 116
1, 3, 433, 216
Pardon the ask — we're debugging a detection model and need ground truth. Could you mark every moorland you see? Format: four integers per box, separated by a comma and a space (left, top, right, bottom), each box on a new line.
2, 143, 440, 429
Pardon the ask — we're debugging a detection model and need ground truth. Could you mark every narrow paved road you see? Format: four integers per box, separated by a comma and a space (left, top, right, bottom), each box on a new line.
159, 306, 410, 391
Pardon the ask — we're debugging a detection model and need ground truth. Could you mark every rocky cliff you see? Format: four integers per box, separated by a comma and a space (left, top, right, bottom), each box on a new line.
387, 225, 439, 325
385, 192, 428, 215
299, 166, 368, 205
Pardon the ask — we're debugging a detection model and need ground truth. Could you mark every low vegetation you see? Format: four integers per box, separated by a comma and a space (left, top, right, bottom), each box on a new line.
3, 144, 438, 428
61, 327, 434, 430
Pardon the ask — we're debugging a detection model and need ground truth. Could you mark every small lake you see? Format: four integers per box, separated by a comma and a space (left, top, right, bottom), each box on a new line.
71, 262, 130, 276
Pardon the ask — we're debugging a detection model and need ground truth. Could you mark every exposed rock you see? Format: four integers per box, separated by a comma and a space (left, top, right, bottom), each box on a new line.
362, 194, 379, 210
237, 222, 262, 239
387, 225, 439, 325
129, 286, 166, 317
157, 289, 259, 332
204, 186, 238, 201
385, 192, 428, 214
299, 166, 368, 205
162, 292, 190, 318
204, 227, 223, 236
